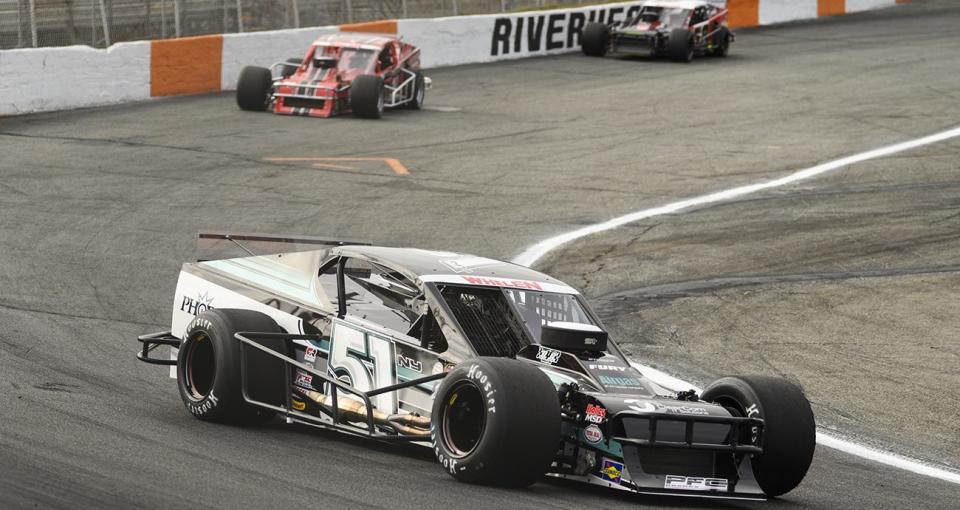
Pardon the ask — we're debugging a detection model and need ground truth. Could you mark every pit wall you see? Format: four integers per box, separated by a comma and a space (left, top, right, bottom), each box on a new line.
0, 0, 906, 116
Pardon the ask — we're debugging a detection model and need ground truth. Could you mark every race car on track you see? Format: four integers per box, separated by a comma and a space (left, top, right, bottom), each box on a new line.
581, 0, 733, 62
235, 33, 430, 119
137, 233, 815, 500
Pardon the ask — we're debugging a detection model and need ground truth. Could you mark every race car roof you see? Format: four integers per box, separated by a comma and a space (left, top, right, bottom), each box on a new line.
312, 33, 397, 50
336, 245, 580, 294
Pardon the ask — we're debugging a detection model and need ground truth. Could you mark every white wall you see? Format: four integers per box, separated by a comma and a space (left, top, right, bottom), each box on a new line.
0, 41, 150, 116
220, 26, 338, 92
846, 0, 897, 13
760, 0, 818, 25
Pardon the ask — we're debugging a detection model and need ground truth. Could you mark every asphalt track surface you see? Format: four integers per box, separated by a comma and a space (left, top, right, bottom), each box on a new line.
1, 1, 959, 508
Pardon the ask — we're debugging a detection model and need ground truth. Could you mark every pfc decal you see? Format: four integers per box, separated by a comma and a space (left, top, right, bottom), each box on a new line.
397, 353, 423, 373
536, 346, 562, 365
583, 424, 603, 444
304, 346, 318, 363
664, 475, 729, 492
180, 291, 214, 316
600, 459, 623, 484
294, 371, 314, 389
585, 403, 606, 424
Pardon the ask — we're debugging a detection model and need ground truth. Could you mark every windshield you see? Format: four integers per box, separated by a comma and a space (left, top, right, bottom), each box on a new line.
315, 45, 376, 78
634, 7, 690, 28
438, 284, 597, 357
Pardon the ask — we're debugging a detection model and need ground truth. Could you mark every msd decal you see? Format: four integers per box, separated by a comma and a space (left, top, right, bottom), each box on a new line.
585, 403, 607, 424
490, 4, 644, 56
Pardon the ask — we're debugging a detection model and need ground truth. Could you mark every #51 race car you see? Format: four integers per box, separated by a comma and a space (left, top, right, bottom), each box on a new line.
581, 0, 733, 62
236, 33, 430, 119
137, 233, 815, 500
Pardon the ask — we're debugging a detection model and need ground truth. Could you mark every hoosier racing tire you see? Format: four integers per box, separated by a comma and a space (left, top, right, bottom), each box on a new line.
350, 74, 385, 119
236, 66, 272, 111
176, 309, 287, 425
667, 28, 694, 63
701, 376, 816, 497
431, 358, 560, 487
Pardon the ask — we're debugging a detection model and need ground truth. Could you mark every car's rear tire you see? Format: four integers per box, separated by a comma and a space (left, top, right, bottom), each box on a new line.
667, 28, 694, 62
177, 309, 289, 425
236, 66, 272, 111
701, 376, 815, 497
350, 74, 385, 119
406, 71, 425, 110
581, 22, 610, 57
431, 358, 560, 487
710, 27, 731, 57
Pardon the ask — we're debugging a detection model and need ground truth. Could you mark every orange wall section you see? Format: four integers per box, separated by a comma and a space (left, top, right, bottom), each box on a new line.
818, 0, 845, 16
727, 0, 759, 29
339, 20, 398, 34
151, 35, 223, 97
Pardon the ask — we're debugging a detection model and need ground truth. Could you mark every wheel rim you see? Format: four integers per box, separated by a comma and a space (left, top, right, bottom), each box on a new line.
416, 83, 424, 105
183, 332, 215, 400
377, 90, 384, 113
441, 381, 487, 458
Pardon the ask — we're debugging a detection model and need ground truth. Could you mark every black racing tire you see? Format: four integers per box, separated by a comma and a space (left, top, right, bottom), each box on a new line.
431, 358, 560, 487
710, 26, 731, 57
701, 376, 816, 497
581, 22, 610, 57
406, 71, 425, 110
236, 66, 272, 111
350, 74, 385, 119
176, 309, 288, 425
667, 28, 694, 63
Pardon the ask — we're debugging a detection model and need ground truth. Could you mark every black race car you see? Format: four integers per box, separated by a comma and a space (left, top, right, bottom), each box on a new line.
582, 1, 733, 62
137, 233, 814, 500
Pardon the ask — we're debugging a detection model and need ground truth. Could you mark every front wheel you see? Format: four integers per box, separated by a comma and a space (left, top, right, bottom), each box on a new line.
431, 358, 560, 487
701, 376, 816, 497
406, 71, 425, 110
350, 75, 385, 119
710, 27, 731, 57
236, 66, 272, 111
667, 28, 694, 63
581, 22, 610, 57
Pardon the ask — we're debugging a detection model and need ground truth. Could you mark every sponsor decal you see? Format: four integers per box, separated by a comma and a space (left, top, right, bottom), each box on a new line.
439, 256, 499, 273
490, 4, 644, 57
600, 459, 623, 483
304, 346, 318, 363
584, 424, 603, 444
624, 399, 709, 415
745, 403, 759, 417
599, 375, 642, 387
466, 364, 497, 414
291, 399, 306, 411
295, 371, 313, 389
660, 405, 709, 416
536, 346, 562, 365
397, 353, 422, 373
180, 291, 214, 316
188, 391, 219, 416
187, 317, 212, 332
462, 275, 543, 291
588, 364, 627, 372
585, 403, 607, 424
664, 475, 728, 492
625, 399, 657, 413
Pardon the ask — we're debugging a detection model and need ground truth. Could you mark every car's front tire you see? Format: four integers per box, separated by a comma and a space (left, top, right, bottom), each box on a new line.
581, 22, 610, 57
667, 28, 694, 62
406, 71, 425, 110
350, 75, 385, 119
431, 358, 560, 487
709, 26, 731, 57
236, 66, 272, 111
177, 309, 287, 425
701, 376, 816, 497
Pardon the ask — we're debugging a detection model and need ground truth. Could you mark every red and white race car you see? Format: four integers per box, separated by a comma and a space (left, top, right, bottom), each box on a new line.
582, 0, 733, 62
236, 33, 430, 119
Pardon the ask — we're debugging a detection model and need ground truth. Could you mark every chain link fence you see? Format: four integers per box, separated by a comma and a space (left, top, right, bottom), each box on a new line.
0, 0, 599, 49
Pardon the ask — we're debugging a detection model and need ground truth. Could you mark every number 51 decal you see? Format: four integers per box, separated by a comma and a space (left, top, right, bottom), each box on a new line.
327, 319, 397, 415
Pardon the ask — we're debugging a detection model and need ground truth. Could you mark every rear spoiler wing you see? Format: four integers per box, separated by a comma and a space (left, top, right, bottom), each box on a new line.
197, 231, 370, 262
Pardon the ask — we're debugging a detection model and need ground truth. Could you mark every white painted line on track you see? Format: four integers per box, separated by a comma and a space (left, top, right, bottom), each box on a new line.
512, 125, 960, 485
512, 125, 960, 267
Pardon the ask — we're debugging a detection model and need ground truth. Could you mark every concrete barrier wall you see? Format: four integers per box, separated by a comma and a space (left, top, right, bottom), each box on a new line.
0, 0, 908, 116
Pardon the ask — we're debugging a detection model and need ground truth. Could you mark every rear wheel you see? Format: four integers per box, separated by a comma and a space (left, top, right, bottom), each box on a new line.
581, 22, 610, 57
431, 358, 560, 487
710, 27, 731, 57
236, 66, 272, 111
701, 376, 816, 497
177, 309, 287, 425
667, 28, 694, 63
350, 75, 385, 119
